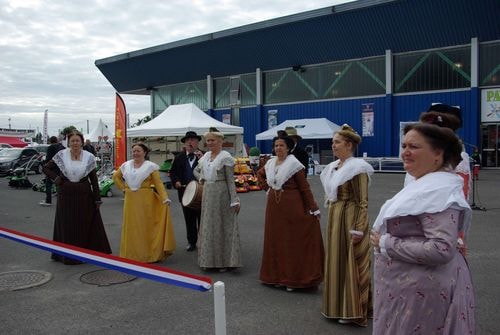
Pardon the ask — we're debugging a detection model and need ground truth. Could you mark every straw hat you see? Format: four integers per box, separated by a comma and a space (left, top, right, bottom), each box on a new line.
284, 126, 302, 140
203, 127, 224, 139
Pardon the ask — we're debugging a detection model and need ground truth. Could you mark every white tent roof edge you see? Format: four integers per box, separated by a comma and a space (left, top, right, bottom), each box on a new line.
126, 103, 243, 138
255, 118, 341, 140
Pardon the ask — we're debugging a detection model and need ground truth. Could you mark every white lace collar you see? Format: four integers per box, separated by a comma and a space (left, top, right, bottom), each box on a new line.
373, 171, 471, 235
199, 150, 234, 182
120, 160, 159, 191
320, 157, 373, 205
53, 148, 96, 182
264, 155, 304, 191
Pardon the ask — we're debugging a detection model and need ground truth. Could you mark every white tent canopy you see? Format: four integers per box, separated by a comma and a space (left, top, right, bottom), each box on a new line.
86, 118, 113, 142
127, 103, 243, 137
255, 118, 341, 140
127, 103, 246, 157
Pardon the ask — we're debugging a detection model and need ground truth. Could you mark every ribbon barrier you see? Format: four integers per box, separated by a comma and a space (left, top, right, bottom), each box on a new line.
0, 226, 212, 292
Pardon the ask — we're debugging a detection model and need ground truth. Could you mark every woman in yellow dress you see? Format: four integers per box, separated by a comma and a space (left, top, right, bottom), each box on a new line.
113, 143, 176, 262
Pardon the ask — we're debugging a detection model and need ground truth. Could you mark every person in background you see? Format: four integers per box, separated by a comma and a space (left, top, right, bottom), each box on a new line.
113, 143, 176, 263
43, 130, 111, 264
194, 127, 242, 272
320, 124, 374, 326
282, 127, 309, 175
370, 123, 475, 334
39, 136, 64, 206
83, 139, 97, 156
257, 134, 324, 292
169, 131, 203, 252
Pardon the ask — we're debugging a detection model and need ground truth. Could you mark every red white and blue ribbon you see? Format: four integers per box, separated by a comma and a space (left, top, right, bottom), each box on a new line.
0, 226, 212, 292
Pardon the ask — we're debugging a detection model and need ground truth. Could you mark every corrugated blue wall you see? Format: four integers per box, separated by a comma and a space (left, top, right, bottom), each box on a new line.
392, 90, 477, 155
212, 90, 479, 158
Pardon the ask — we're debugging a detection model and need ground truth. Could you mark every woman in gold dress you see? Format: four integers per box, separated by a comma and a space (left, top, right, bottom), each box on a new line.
320, 124, 374, 326
113, 143, 175, 263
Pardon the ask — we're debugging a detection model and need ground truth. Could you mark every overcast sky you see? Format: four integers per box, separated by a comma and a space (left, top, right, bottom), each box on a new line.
0, 0, 353, 136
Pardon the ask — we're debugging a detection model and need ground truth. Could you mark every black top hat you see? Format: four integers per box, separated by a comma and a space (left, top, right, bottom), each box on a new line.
181, 131, 201, 143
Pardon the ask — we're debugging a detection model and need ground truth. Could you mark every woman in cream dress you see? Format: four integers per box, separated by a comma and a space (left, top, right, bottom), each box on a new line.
194, 127, 242, 271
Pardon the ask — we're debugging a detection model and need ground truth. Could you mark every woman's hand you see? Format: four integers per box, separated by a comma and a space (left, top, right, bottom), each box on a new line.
370, 230, 381, 251
310, 209, 321, 222
351, 231, 363, 245
235, 203, 241, 214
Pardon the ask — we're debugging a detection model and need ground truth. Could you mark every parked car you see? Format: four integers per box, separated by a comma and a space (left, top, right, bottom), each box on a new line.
364, 157, 405, 172
0, 148, 43, 176
0, 143, 13, 152
29, 144, 50, 161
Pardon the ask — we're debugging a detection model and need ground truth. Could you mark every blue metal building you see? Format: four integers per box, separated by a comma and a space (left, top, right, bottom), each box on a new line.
96, 0, 500, 167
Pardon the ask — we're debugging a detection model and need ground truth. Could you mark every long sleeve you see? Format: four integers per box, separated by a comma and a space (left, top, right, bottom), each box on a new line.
384, 208, 460, 265
193, 162, 202, 181
294, 171, 318, 212
256, 166, 269, 191
223, 165, 239, 205
42, 160, 60, 181
88, 169, 101, 202
169, 153, 183, 185
151, 170, 169, 202
112, 168, 126, 191
352, 173, 369, 233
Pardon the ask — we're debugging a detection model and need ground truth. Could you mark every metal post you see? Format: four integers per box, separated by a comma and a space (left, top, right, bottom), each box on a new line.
214, 281, 227, 335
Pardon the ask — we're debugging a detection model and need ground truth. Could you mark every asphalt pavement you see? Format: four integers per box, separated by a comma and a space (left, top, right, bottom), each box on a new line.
0, 169, 499, 335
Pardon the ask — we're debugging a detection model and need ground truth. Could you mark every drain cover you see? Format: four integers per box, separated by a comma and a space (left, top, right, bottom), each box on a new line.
80, 269, 137, 286
0, 270, 52, 291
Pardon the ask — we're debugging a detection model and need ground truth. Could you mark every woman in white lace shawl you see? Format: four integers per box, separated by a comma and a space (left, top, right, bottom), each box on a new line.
257, 134, 324, 291
43, 130, 111, 264
194, 127, 242, 271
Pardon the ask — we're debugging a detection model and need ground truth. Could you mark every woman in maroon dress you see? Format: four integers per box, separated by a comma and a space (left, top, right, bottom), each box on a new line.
257, 135, 324, 291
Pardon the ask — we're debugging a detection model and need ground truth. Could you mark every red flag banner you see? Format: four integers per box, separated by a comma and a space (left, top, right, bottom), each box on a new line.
115, 93, 127, 170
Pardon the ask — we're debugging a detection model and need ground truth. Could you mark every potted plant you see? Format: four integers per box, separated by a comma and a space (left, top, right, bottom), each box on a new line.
248, 146, 261, 170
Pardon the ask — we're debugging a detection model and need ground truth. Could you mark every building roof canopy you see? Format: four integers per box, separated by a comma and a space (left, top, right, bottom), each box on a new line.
95, 0, 500, 95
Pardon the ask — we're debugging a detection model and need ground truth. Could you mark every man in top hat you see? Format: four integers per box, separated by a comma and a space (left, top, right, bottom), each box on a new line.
170, 131, 204, 251
282, 126, 310, 175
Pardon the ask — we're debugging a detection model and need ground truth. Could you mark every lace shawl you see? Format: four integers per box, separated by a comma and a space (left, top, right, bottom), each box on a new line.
53, 148, 96, 182
198, 150, 234, 182
320, 157, 374, 205
120, 160, 159, 191
264, 155, 304, 191
373, 171, 471, 235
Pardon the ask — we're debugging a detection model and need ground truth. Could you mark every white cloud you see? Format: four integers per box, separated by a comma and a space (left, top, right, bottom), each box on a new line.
0, 0, 353, 136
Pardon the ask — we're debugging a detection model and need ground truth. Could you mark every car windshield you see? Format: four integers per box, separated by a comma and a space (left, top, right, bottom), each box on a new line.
0, 148, 22, 158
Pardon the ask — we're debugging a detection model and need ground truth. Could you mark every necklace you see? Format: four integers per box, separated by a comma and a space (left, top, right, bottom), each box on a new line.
273, 189, 283, 204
